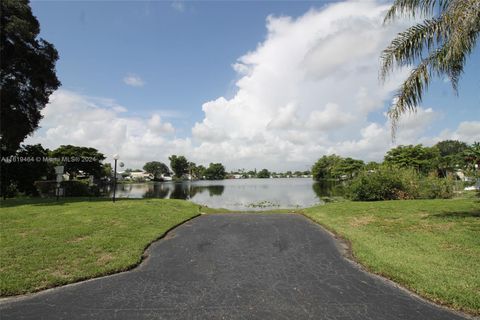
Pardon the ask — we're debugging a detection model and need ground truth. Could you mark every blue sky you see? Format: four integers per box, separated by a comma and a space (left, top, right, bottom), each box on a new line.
28, 0, 479, 170
31, 1, 327, 136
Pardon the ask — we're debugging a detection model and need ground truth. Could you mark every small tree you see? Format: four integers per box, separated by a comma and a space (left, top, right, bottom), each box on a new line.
257, 169, 271, 179
143, 161, 169, 180
204, 163, 227, 180
168, 155, 189, 178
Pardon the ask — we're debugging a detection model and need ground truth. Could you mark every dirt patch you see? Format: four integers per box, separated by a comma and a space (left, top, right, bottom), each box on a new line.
409, 222, 455, 232
50, 269, 70, 279
349, 216, 375, 227
433, 222, 455, 231
96, 253, 113, 266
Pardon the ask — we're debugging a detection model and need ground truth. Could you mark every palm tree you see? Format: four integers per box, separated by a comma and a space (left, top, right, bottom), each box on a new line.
381, 0, 479, 137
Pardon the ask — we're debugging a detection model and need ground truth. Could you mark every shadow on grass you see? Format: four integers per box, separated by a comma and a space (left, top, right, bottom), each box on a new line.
430, 210, 480, 219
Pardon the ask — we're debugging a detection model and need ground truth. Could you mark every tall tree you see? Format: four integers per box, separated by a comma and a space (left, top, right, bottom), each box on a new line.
0, 0, 60, 153
435, 140, 468, 157
2, 144, 52, 196
381, 0, 479, 135
204, 163, 227, 180
194, 165, 207, 180
187, 162, 197, 179
50, 145, 105, 179
463, 142, 480, 172
143, 161, 169, 180
168, 155, 189, 178
434, 140, 468, 176
311, 155, 342, 181
332, 157, 365, 180
102, 163, 112, 178
384, 144, 439, 174
312, 155, 364, 181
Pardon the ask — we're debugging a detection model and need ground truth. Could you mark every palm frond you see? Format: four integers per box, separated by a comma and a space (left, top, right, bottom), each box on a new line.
384, 0, 451, 23
380, 17, 449, 82
388, 49, 442, 138
440, 0, 480, 91
383, 0, 479, 138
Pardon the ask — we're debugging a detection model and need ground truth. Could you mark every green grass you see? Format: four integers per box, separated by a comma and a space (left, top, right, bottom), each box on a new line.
302, 198, 480, 315
0, 198, 201, 296
2, 196, 479, 315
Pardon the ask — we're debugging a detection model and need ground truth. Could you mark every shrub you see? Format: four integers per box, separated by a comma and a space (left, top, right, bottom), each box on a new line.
418, 174, 455, 199
34, 180, 56, 197
347, 167, 454, 201
1, 184, 18, 198
62, 180, 91, 197
346, 167, 406, 201
34, 180, 100, 197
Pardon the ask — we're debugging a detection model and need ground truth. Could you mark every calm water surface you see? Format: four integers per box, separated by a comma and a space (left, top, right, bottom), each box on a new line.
110, 178, 343, 210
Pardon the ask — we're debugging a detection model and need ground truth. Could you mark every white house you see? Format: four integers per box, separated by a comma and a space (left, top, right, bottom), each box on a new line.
129, 171, 154, 181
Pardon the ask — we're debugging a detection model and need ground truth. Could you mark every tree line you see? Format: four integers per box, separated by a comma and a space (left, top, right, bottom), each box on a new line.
0, 141, 314, 198
140, 159, 311, 180
1, 144, 109, 197
0, 144, 232, 197
312, 140, 479, 182
311, 140, 479, 201
142, 156, 227, 181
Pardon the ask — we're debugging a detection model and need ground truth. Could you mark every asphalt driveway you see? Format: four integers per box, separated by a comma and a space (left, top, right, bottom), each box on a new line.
0, 214, 468, 319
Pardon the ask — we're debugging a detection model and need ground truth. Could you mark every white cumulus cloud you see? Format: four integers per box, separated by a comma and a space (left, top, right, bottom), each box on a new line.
26, 89, 183, 168
25, 1, 478, 171
437, 121, 480, 143
190, 1, 413, 169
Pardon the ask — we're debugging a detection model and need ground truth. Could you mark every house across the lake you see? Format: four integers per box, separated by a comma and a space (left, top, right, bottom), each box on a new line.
126, 171, 154, 181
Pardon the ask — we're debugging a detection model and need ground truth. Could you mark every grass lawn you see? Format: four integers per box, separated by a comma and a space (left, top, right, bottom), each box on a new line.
302, 198, 480, 315
0, 198, 202, 296
1, 196, 479, 316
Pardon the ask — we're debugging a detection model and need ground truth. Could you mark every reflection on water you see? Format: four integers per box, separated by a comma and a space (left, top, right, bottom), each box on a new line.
110, 178, 342, 210
142, 183, 225, 199
113, 182, 228, 201
312, 180, 345, 198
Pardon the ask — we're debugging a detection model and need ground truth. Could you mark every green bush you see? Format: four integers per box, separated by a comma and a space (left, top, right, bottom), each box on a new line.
34, 180, 56, 197
346, 167, 405, 201
347, 167, 454, 201
418, 174, 455, 199
34, 180, 100, 197
62, 180, 90, 197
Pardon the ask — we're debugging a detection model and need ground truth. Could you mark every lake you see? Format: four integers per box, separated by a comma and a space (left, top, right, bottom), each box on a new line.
109, 178, 344, 211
